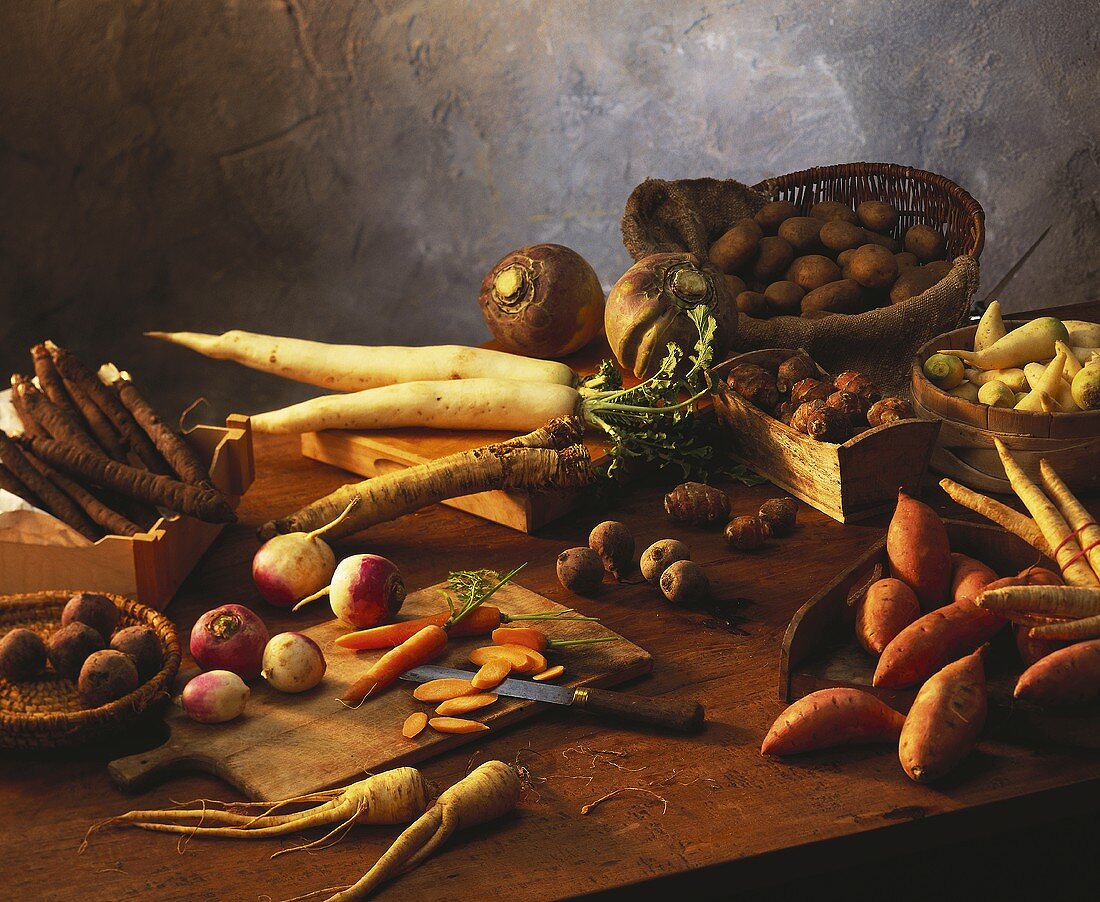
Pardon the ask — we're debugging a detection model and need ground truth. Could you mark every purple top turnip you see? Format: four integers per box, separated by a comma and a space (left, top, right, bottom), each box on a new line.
190, 604, 269, 680
295, 554, 406, 629
181, 670, 250, 723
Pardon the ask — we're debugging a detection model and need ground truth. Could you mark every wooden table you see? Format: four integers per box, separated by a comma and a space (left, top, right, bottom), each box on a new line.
3, 406, 1099, 900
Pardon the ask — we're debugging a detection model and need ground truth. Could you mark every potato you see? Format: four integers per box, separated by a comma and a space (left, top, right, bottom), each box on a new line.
904, 224, 946, 262
801, 279, 864, 315
722, 274, 747, 297
777, 217, 825, 254
844, 244, 899, 289
708, 225, 760, 274
889, 265, 941, 304
736, 290, 769, 318
923, 259, 953, 280
754, 200, 799, 234
837, 248, 857, 269
894, 251, 919, 270
809, 201, 858, 224
786, 255, 842, 292
729, 216, 764, 239
763, 280, 804, 316
751, 236, 795, 282
819, 220, 867, 253
860, 230, 899, 253
856, 200, 899, 232
802, 309, 836, 320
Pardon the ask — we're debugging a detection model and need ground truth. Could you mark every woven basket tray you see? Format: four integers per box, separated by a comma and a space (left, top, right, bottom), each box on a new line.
0, 591, 180, 750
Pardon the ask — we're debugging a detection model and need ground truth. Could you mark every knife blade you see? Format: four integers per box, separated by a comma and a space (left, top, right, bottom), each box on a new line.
400, 665, 705, 732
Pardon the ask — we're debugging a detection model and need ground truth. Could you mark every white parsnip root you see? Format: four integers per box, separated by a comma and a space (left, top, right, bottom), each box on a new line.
146, 329, 577, 390
322, 760, 522, 901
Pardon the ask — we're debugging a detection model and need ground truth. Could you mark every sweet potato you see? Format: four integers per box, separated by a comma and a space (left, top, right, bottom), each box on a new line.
856, 578, 920, 655
1014, 639, 1100, 705
950, 553, 998, 606
887, 490, 952, 609
760, 688, 904, 756
898, 648, 986, 782
1014, 625, 1068, 667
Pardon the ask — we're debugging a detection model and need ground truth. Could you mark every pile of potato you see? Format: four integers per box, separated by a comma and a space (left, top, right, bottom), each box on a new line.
708, 199, 951, 319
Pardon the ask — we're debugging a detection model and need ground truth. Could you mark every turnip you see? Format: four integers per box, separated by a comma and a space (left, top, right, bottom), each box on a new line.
181, 670, 250, 723
190, 604, 269, 680
251, 499, 359, 608
294, 553, 406, 629
262, 632, 326, 693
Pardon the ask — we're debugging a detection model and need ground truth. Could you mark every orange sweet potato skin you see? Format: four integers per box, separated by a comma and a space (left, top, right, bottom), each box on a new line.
856, 578, 920, 655
1018, 566, 1062, 586
887, 491, 951, 609
899, 648, 987, 782
950, 553, 998, 606
1014, 625, 1068, 667
761, 688, 905, 756
1014, 639, 1100, 705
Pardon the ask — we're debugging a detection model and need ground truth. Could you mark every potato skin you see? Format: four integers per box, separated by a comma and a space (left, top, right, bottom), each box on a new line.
845, 244, 899, 290
801, 278, 864, 315
923, 259, 953, 280
894, 251, 919, 270
856, 200, 899, 232
786, 255, 842, 292
819, 220, 867, 253
763, 280, 804, 316
751, 236, 795, 282
722, 274, 747, 297
754, 200, 799, 234
860, 230, 899, 253
889, 265, 940, 304
736, 290, 769, 318
809, 201, 858, 224
857, 578, 921, 655
708, 224, 760, 274
777, 217, 825, 253
729, 216, 764, 239
904, 224, 946, 262
836, 248, 857, 269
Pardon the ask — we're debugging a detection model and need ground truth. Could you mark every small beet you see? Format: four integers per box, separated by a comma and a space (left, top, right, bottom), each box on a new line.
60, 592, 119, 641
0, 628, 48, 681
659, 560, 710, 605
588, 521, 634, 579
78, 649, 139, 707
758, 498, 798, 537
110, 626, 164, 681
47, 621, 105, 681
640, 539, 691, 583
557, 547, 604, 595
725, 516, 766, 551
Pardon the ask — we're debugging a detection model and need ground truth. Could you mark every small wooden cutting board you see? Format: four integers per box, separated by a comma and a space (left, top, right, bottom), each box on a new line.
108, 581, 651, 800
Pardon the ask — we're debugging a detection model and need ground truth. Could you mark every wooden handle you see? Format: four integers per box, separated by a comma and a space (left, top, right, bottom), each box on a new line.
575, 688, 705, 733
108, 728, 217, 794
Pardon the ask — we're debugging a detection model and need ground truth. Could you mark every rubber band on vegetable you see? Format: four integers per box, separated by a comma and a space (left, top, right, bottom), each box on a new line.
1061, 538, 1100, 572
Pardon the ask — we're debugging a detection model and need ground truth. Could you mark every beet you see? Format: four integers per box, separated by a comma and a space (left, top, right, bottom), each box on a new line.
110, 625, 164, 681
0, 628, 47, 681
47, 622, 105, 681
60, 592, 119, 641
78, 649, 139, 707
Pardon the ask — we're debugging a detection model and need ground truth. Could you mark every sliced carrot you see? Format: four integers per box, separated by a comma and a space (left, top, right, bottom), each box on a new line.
435, 693, 498, 716
491, 626, 549, 652
402, 711, 428, 739
469, 644, 530, 669
335, 606, 504, 650
532, 664, 565, 682
411, 678, 478, 702
512, 648, 547, 675
429, 716, 490, 734
471, 659, 511, 690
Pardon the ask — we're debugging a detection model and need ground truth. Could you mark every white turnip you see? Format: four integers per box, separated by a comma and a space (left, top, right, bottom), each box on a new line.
294, 554, 406, 629
262, 632, 326, 693
190, 604, 269, 680
181, 670, 250, 723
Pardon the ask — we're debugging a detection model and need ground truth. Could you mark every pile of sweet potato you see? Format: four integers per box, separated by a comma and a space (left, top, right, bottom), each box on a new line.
762, 490, 1100, 782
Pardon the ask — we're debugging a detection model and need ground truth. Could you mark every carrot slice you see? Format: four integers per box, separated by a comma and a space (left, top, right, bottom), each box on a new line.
469, 645, 530, 669
402, 712, 428, 739
435, 693, 498, 716
491, 626, 549, 652
429, 716, 490, 734
412, 678, 478, 702
471, 659, 511, 690
532, 664, 565, 682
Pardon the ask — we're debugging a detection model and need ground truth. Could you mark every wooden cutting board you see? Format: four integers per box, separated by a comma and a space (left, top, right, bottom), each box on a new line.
108, 581, 651, 800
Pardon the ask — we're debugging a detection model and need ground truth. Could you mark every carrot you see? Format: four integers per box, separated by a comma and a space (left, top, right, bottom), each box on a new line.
1039, 460, 1100, 583
411, 679, 477, 703
1015, 625, 1068, 666
434, 694, 497, 716
490, 626, 618, 654
429, 716, 490, 734
975, 585, 1100, 619
90, 766, 428, 853
855, 578, 920, 655
938, 478, 1050, 556
1014, 639, 1100, 704
340, 625, 449, 706
532, 665, 565, 682
146, 329, 577, 391
994, 439, 1099, 588
319, 760, 521, 899
760, 688, 904, 756
899, 648, 987, 782
887, 490, 952, 608
471, 659, 511, 690
402, 713, 428, 739
1028, 613, 1100, 641
471, 644, 547, 675
950, 554, 999, 606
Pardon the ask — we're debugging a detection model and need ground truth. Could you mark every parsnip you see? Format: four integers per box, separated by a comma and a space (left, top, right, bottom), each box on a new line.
249, 379, 581, 434
940, 317, 1068, 370
146, 329, 577, 390
973, 300, 1006, 351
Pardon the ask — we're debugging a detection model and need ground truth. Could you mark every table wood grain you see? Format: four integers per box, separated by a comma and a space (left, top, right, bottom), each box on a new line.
3, 333, 1099, 901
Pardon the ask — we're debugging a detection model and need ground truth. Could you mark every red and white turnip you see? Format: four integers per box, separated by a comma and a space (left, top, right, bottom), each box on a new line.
262, 632, 327, 693
181, 670, 250, 723
294, 554, 406, 629
190, 604, 269, 680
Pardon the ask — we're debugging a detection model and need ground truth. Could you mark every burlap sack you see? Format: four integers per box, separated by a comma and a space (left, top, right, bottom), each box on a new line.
621, 176, 981, 394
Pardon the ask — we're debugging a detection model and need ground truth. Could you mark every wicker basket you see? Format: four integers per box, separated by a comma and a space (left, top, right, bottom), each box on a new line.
0, 591, 180, 749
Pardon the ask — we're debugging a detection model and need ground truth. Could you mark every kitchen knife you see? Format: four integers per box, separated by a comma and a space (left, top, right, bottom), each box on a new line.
400, 665, 705, 733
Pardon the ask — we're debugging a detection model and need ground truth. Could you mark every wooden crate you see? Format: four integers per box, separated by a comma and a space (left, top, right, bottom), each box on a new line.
780, 519, 1099, 748
711, 350, 940, 523
0, 416, 254, 610
912, 321, 1100, 493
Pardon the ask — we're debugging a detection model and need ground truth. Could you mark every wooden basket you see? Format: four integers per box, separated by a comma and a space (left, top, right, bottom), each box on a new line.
755, 161, 985, 259
780, 519, 1098, 748
0, 416, 255, 609
911, 322, 1100, 493
0, 591, 181, 750
711, 350, 940, 523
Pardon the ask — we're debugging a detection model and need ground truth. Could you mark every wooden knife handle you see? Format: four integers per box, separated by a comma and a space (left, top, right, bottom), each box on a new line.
575, 687, 705, 733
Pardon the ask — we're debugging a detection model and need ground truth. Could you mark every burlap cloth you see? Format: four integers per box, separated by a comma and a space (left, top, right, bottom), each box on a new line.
621, 177, 980, 394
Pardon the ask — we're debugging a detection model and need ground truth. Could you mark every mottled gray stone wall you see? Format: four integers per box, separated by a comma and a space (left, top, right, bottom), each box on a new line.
1, 0, 1097, 419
